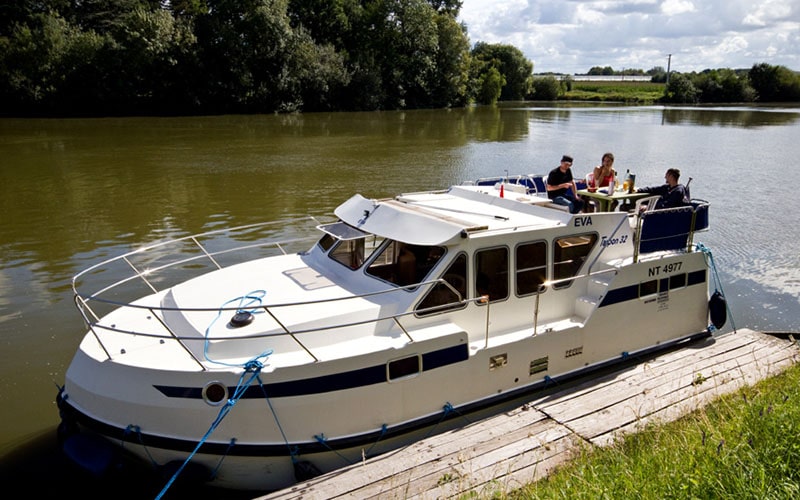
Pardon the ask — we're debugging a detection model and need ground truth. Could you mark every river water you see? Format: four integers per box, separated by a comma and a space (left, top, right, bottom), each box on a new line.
1, 104, 799, 497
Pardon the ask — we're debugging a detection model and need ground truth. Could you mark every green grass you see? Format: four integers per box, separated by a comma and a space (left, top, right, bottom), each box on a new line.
494, 361, 800, 499
562, 81, 666, 104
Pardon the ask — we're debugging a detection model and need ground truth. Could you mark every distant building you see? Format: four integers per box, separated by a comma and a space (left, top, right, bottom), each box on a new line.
570, 75, 653, 82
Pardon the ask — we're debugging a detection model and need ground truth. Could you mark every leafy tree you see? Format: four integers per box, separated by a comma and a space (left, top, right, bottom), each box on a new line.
749, 63, 800, 102
648, 66, 667, 83
194, 0, 301, 113
287, 0, 353, 48
286, 27, 350, 112
384, 0, 440, 108
661, 73, 699, 103
694, 68, 755, 103
429, 12, 470, 107
530, 76, 560, 100
0, 10, 107, 114
472, 42, 532, 100
476, 65, 504, 104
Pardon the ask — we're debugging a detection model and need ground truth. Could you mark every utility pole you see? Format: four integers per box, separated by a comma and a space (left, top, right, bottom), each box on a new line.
666, 54, 672, 85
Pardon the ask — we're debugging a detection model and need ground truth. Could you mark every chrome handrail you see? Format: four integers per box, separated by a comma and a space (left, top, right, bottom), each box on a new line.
72, 216, 476, 365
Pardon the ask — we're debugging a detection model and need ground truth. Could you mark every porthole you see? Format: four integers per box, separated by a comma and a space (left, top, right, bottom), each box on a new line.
202, 381, 228, 406
388, 355, 421, 381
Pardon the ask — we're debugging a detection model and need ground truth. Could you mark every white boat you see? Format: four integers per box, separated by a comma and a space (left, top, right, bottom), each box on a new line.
57, 180, 723, 492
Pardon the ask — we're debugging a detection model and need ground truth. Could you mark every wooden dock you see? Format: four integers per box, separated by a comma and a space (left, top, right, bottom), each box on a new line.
259, 329, 799, 499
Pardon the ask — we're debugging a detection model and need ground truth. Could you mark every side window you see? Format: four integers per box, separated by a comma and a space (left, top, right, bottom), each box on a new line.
475, 247, 509, 303
640, 279, 658, 297
639, 273, 687, 297
416, 253, 467, 315
553, 234, 598, 289
388, 355, 421, 381
330, 238, 366, 270
366, 241, 445, 287
329, 234, 385, 270
317, 233, 336, 252
516, 241, 547, 296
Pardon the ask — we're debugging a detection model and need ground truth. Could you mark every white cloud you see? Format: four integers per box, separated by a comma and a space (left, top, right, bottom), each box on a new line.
458, 0, 800, 73
660, 0, 697, 16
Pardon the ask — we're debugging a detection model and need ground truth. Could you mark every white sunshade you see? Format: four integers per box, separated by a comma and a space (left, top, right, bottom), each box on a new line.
334, 194, 467, 246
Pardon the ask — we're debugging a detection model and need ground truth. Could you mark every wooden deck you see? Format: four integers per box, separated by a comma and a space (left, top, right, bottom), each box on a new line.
259, 329, 799, 499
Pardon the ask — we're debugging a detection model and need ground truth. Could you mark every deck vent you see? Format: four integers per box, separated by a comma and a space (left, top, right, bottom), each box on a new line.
489, 354, 507, 370
530, 356, 548, 375
229, 311, 254, 327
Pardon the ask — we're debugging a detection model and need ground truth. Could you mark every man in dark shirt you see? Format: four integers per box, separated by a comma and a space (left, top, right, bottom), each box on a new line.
546, 155, 584, 214
637, 168, 690, 209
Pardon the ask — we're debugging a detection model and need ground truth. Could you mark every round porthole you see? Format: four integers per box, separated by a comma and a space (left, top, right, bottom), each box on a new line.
202, 381, 228, 406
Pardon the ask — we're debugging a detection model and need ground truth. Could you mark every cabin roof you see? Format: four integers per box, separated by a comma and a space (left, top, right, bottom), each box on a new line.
335, 185, 574, 245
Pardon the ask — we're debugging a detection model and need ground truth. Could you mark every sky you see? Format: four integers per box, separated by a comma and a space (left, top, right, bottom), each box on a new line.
457, 0, 800, 74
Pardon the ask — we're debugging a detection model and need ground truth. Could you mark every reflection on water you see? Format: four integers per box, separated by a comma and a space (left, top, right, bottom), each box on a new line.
658, 106, 800, 127
1, 104, 799, 495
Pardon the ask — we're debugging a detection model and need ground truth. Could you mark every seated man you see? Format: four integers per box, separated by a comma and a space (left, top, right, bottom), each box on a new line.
636, 168, 690, 209
546, 155, 584, 214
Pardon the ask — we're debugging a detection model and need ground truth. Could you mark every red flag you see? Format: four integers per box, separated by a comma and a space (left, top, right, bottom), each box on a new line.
500, 183, 504, 198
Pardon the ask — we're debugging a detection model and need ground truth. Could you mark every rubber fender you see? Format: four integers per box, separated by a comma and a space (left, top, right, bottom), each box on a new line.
709, 290, 727, 329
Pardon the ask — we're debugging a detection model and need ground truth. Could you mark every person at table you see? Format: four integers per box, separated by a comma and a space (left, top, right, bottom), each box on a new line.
582, 152, 616, 212
546, 155, 584, 214
636, 168, 690, 209
593, 152, 616, 189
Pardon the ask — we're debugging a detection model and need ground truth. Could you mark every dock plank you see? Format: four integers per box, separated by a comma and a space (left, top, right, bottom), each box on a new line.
258, 329, 799, 499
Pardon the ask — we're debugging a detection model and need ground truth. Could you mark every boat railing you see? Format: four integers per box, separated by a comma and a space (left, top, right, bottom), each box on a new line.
70, 217, 481, 365
75, 269, 481, 366
72, 216, 335, 329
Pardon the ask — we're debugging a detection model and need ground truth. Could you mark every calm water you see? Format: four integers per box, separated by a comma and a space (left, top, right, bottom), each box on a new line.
1, 104, 799, 497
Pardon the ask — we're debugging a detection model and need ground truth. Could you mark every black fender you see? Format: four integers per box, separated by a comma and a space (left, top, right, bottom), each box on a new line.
709, 290, 726, 330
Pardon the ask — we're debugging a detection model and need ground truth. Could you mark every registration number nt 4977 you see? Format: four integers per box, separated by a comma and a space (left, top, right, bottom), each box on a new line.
648, 261, 682, 277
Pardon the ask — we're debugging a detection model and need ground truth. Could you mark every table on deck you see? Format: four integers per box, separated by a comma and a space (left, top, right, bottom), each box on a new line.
578, 188, 651, 212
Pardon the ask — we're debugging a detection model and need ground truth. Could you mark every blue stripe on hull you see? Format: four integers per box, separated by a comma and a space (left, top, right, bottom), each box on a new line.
154, 343, 470, 399
600, 269, 706, 307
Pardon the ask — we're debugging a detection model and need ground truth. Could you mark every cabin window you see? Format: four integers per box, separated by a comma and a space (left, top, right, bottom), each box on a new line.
416, 253, 468, 316
317, 233, 336, 252
476, 247, 509, 303
516, 241, 547, 296
388, 355, 421, 381
639, 273, 687, 298
639, 279, 658, 297
318, 222, 383, 270
330, 238, 366, 270
669, 273, 687, 290
552, 234, 597, 289
366, 241, 445, 287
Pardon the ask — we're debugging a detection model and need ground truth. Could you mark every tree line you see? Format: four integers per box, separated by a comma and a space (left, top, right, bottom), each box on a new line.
1, 0, 528, 115
1, 1, 798, 117
662, 64, 800, 104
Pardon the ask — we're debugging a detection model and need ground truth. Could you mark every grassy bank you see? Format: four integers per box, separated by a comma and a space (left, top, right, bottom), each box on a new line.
506, 360, 800, 499
562, 81, 666, 104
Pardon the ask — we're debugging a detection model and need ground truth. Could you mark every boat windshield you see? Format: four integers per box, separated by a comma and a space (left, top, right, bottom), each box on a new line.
366, 240, 445, 287
317, 222, 386, 270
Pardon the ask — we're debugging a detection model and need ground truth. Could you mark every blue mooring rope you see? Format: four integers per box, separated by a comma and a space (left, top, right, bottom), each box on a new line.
155, 360, 265, 499
156, 289, 275, 499
697, 242, 737, 332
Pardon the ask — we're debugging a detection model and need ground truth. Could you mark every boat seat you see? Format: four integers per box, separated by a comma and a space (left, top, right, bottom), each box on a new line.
635, 195, 661, 213
636, 205, 695, 257
691, 199, 710, 231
